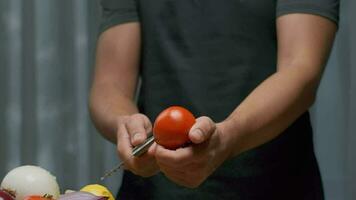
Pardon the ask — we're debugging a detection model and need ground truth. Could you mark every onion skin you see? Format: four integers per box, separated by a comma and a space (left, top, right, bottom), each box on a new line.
0, 189, 15, 200
59, 192, 108, 200
0, 166, 60, 200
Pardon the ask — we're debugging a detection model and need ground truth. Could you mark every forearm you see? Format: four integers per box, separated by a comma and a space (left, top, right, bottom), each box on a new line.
89, 23, 141, 143
220, 14, 337, 158
89, 82, 139, 143
221, 65, 319, 158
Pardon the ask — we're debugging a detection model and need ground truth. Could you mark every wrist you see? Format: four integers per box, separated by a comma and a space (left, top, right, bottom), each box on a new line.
217, 117, 247, 159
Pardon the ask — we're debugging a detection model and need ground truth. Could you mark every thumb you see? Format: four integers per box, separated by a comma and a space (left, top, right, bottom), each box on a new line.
189, 116, 216, 144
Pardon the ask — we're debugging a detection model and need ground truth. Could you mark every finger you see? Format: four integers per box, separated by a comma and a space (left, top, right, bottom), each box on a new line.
131, 155, 159, 177
127, 114, 152, 146
118, 124, 156, 172
128, 147, 158, 175
155, 144, 194, 167
147, 142, 158, 156
189, 116, 216, 144
118, 118, 159, 176
117, 124, 133, 165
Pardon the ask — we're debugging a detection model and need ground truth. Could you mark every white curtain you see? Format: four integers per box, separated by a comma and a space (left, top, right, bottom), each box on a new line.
0, 0, 355, 199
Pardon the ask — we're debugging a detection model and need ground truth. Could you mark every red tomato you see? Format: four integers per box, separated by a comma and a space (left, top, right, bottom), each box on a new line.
24, 195, 53, 200
153, 106, 196, 149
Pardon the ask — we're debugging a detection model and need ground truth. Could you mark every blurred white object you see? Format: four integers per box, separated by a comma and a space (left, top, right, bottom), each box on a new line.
0, 165, 60, 200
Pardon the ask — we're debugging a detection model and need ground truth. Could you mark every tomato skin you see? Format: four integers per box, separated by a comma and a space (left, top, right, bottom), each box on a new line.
153, 106, 196, 150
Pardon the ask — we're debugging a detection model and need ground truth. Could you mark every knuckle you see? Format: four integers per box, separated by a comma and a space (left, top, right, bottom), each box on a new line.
126, 119, 137, 128
200, 116, 211, 122
137, 114, 152, 130
128, 116, 148, 131
127, 124, 143, 135
204, 117, 215, 130
209, 120, 216, 130
128, 127, 140, 136
196, 116, 215, 131
131, 113, 145, 121
199, 116, 212, 124
118, 115, 129, 124
144, 119, 152, 130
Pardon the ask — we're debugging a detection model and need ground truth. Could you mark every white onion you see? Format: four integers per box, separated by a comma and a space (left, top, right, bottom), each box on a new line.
0, 189, 15, 200
0, 165, 60, 200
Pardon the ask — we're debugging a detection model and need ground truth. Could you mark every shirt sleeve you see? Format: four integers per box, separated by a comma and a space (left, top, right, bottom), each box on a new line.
276, 0, 339, 24
99, 0, 139, 34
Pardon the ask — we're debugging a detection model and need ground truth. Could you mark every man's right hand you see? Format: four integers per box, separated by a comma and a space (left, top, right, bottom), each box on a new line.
116, 113, 159, 177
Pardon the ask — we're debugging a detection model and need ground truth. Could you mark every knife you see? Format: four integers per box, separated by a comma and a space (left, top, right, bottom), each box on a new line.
100, 134, 155, 181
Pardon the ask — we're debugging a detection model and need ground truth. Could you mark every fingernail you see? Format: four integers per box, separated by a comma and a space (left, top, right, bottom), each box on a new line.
193, 129, 203, 142
133, 133, 142, 142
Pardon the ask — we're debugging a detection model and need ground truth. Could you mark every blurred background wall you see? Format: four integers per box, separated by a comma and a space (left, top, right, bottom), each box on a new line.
0, 0, 355, 199
311, 0, 356, 199
0, 0, 122, 193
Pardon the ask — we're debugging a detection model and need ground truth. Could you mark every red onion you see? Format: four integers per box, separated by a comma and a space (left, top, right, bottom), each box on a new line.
59, 192, 108, 200
0, 189, 15, 200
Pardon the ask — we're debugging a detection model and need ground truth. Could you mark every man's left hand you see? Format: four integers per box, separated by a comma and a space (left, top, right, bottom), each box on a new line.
154, 116, 233, 188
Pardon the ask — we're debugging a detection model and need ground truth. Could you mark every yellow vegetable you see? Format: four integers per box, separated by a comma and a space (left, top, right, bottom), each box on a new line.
80, 184, 115, 200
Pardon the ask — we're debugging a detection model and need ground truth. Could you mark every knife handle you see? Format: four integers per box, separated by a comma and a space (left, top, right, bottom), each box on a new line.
132, 134, 155, 157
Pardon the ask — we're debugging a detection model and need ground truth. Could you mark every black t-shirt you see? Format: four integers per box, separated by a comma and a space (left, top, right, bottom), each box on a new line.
99, 1, 339, 199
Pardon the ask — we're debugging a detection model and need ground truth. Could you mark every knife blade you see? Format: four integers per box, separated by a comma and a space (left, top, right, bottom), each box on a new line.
100, 134, 155, 181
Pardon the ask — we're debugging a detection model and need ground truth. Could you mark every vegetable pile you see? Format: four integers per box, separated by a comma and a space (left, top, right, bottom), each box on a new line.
0, 107, 196, 200
0, 166, 115, 200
